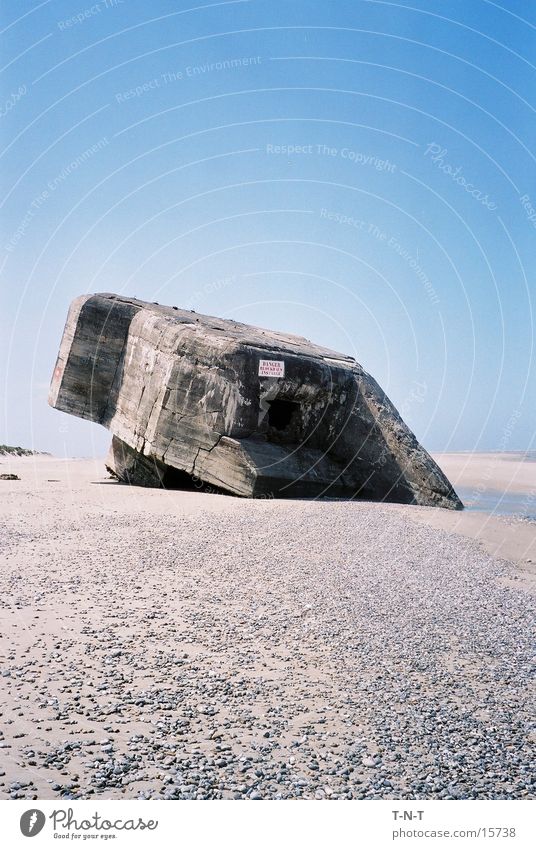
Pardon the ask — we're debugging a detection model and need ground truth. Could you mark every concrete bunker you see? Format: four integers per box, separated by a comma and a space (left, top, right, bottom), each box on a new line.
48, 293, 462, 508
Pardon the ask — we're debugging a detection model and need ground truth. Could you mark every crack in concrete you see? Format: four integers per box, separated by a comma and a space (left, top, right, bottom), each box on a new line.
191, 433, 224, 478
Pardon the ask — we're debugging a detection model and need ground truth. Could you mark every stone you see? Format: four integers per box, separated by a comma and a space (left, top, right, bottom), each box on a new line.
49, 293, 462, 508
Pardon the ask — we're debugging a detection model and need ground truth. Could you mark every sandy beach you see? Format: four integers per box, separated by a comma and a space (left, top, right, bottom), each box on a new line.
415, 453, 536, 590
0, 453, 534, 800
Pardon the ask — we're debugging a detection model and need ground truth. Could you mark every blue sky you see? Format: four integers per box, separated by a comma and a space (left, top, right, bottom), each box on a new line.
1, 0, 534, 457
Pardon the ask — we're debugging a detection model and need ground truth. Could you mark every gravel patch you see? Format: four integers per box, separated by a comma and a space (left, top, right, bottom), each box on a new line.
0, 500, 534, 800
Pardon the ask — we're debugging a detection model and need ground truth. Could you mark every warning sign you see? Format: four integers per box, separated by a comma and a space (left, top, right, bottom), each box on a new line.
258, 359, 285, 378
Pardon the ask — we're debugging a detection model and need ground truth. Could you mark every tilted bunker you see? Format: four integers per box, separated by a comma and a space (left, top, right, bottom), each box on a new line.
49, 293, 462, 508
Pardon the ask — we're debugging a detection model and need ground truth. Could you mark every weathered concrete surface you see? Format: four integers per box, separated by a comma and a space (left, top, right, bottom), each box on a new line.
49, 293, 462, 508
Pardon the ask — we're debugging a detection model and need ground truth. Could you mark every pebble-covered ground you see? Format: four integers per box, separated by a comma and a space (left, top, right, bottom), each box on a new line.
0, 472, 534, 801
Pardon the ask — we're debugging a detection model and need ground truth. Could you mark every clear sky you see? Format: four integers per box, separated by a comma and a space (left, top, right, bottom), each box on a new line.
1, 0, 534, 458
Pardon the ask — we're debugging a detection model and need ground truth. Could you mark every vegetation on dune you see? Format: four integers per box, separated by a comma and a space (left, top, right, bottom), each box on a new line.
0, 445, 49, 456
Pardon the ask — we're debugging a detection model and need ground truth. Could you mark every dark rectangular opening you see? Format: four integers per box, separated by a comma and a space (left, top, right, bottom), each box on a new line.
267, 399, 300, 431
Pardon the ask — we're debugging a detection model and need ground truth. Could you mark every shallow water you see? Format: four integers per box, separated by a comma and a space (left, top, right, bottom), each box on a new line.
456, 486, 536, 520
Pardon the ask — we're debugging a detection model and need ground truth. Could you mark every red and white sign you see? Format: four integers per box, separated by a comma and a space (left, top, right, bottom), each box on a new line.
258, 359, 285, 378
